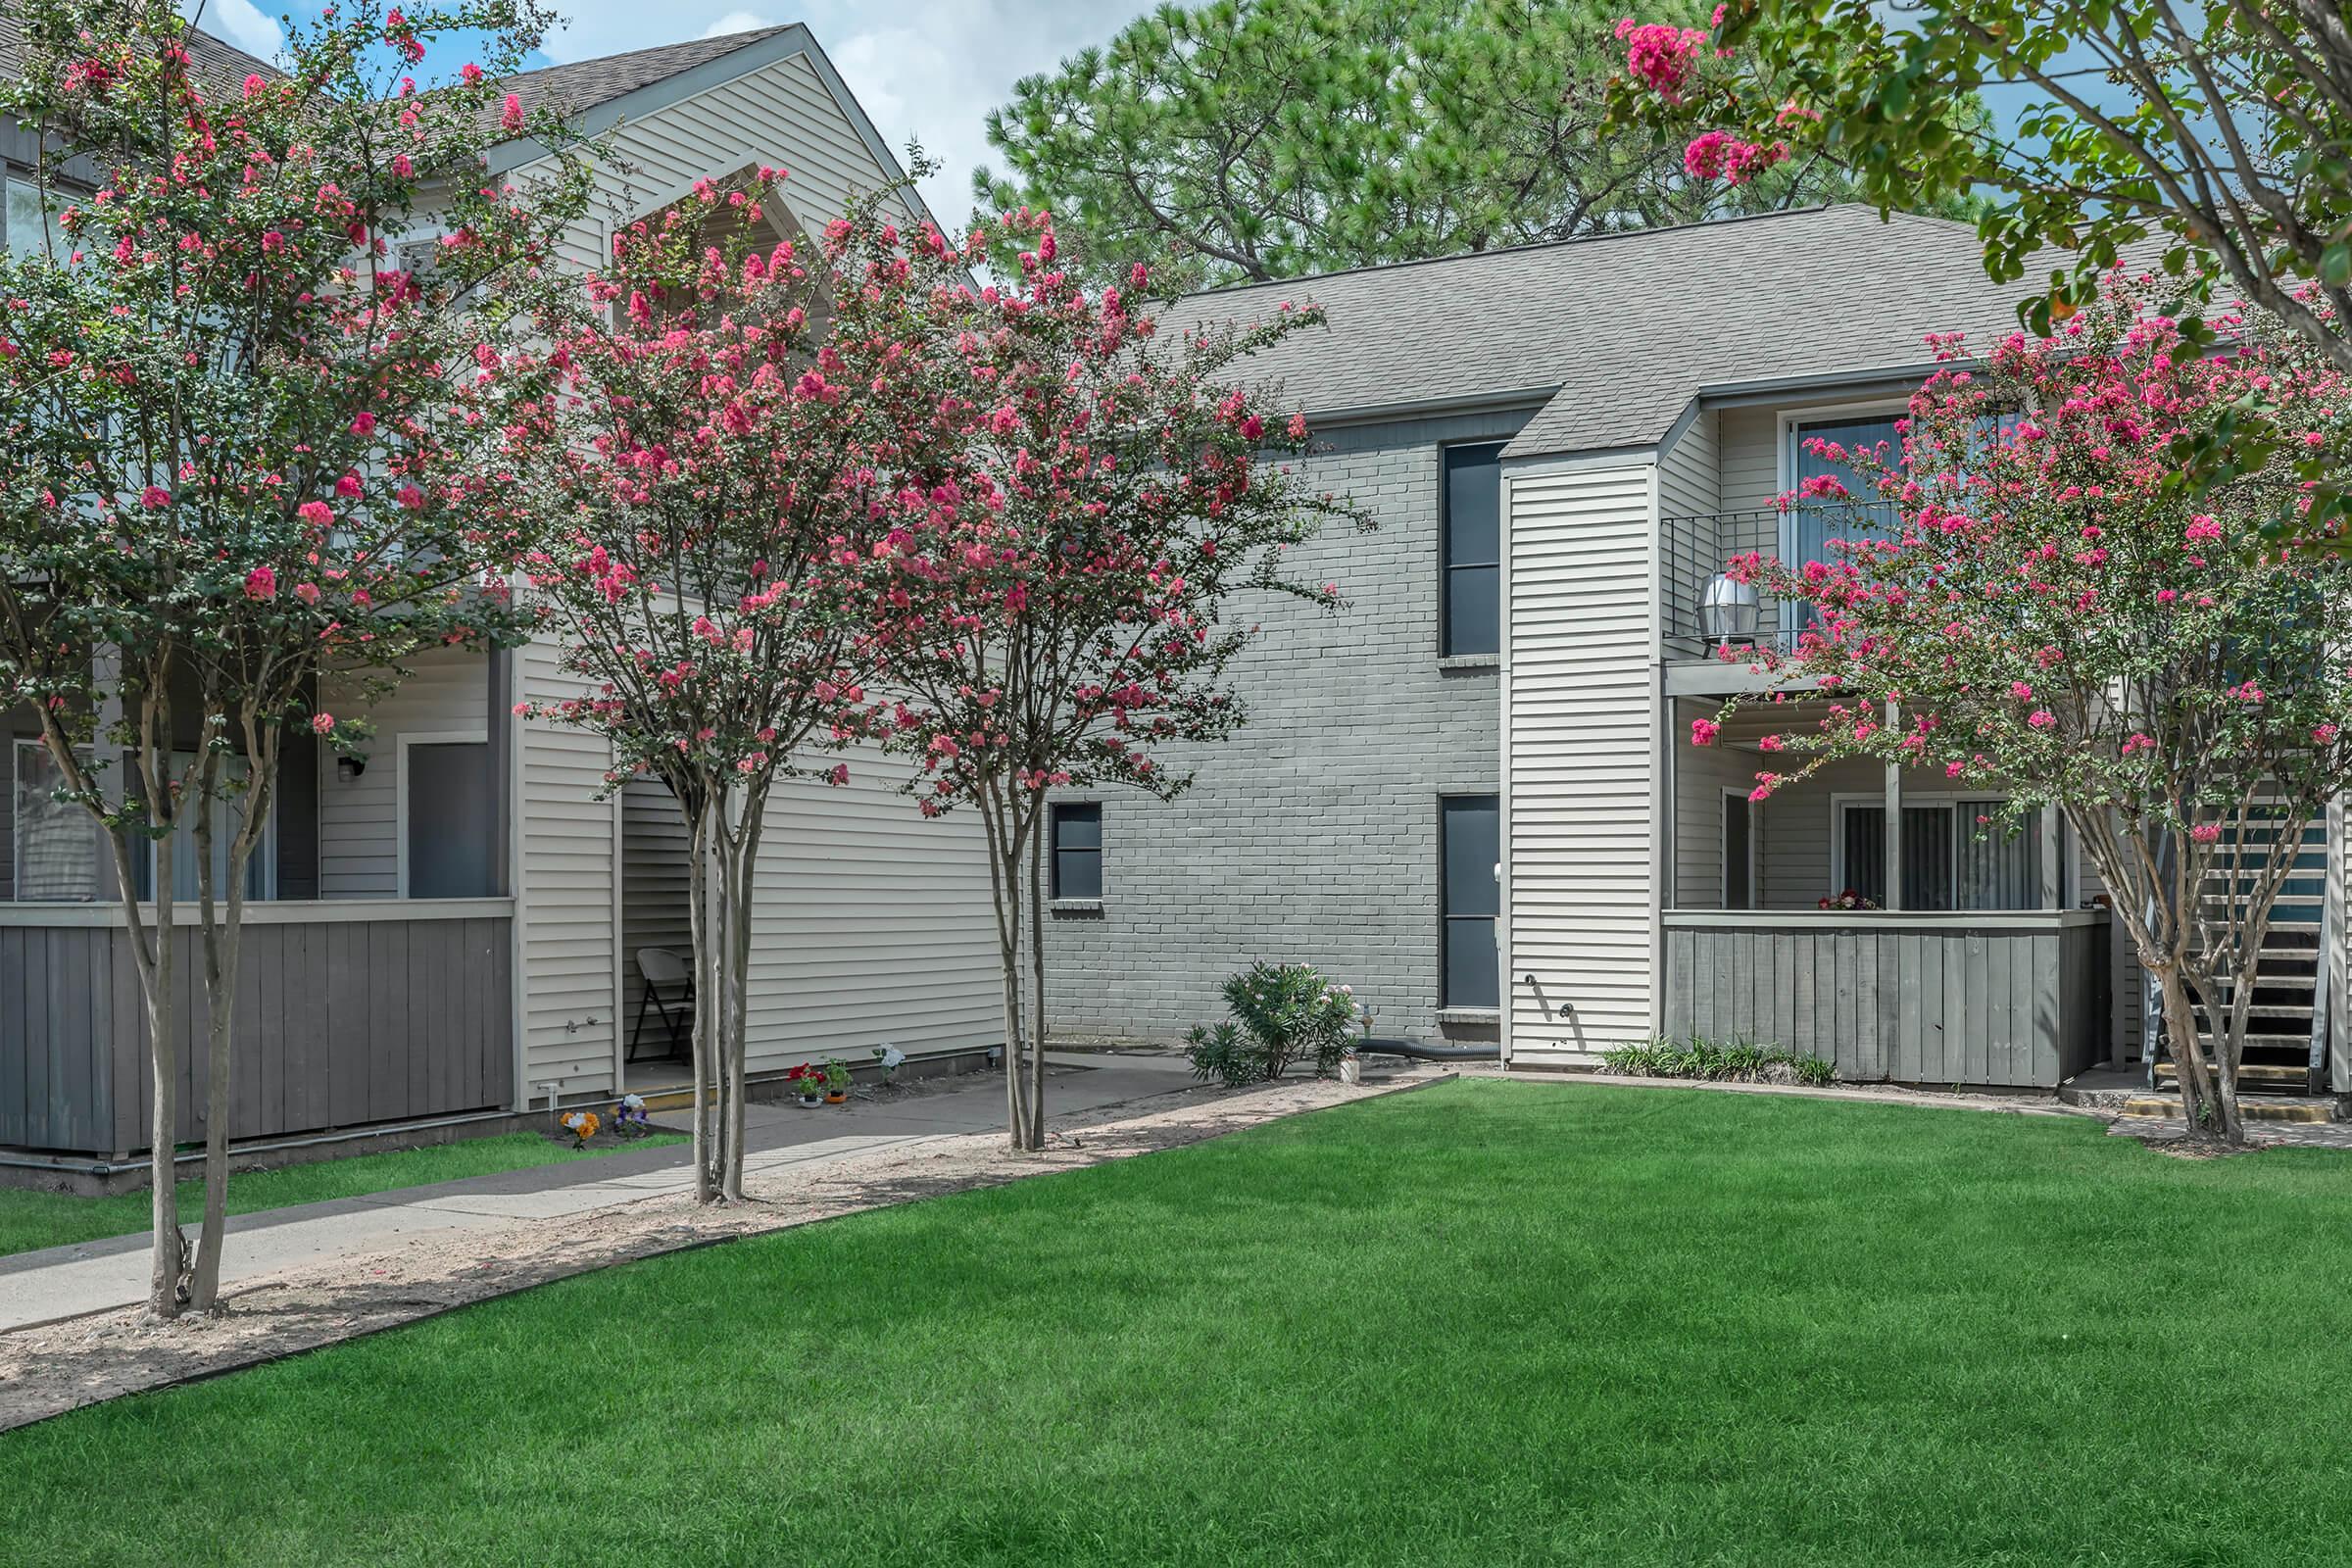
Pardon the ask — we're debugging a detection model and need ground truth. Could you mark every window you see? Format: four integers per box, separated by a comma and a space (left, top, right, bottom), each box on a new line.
404, 737, 496, 899
1050, 803, 1102, 901
11, 740, 98, 902
1835, 798, 2042, 911
1441, 795, 1499, 1007
1441, 443, 1502, 657
131, 754, 275, 902
1787, 414, 1902, 569
5, 176, 61, 262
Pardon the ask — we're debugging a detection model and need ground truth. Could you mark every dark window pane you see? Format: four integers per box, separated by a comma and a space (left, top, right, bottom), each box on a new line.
1443, 796, 1499, 917
409, 741, 496, 899
1052, 804, 1102, 899
1724, 796, 1751, 909
1442, 795, 1499, 1007
1446, 564, 1499, 656
1445, 919, 1497, 1007
1052, 803, 1100, 852
1841, 806, 1885, 906
1900, 805, 1954, 911
1054, 849, 1102, 901
1443, 444, 1502, 567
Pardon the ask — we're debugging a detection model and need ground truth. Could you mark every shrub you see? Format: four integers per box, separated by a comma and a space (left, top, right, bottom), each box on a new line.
1187, 962, 1361, 1086
1600, 1036, 1835, 1087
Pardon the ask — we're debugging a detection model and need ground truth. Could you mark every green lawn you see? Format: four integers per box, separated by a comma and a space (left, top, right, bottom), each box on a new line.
0, 1130, 683, 1258
5, 1080, 2350, 1566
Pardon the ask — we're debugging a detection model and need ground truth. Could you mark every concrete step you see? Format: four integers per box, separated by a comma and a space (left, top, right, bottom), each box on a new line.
2154, 1060, 2311, 1088
2120, 1093, 2335, 1124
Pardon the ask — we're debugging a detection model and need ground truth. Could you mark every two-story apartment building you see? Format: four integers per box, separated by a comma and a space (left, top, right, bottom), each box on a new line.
1090, 204, 2349, 1096
0, 24, 1004, 1165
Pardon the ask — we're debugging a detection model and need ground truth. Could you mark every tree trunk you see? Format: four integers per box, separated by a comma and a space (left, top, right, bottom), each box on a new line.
685, 801, 716, 1203
141, 840, 185, 1318
2156, 963, 2229, 1136
190, 800, 240, 1314
983, 795, 1033, 1152
717, 816, 756, 1202
1024, 795, 1048, 1150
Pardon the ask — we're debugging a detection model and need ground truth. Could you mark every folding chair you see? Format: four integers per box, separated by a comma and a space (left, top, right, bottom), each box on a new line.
629, 948, 695, 1062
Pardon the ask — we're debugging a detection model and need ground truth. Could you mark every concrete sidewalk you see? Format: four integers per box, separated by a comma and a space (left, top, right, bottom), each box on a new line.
0, 1053, 1195, 1334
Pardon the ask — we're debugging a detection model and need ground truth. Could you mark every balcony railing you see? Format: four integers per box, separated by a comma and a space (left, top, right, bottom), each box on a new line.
1660, 504, 1902, 661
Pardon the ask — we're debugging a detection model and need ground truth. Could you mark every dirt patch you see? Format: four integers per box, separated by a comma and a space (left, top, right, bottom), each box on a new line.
0, 1070, 1445, 1432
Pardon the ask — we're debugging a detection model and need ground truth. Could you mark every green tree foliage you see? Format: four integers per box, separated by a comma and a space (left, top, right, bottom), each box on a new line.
1618, 0, 2352, 372
977, 0, 1905, 289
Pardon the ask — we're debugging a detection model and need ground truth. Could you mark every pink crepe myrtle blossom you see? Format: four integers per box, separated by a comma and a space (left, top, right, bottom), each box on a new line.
310, 712, 335, 736
1616, 18, 1706, 103
1690, 717, 1721, 745
1685, 270, 2352, 1146
243, 565, 276, 601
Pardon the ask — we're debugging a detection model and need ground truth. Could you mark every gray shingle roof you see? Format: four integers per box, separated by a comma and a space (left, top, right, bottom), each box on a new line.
482, 26, 793, 135
1176, 205, 2053, 461
0, 15, 283, 95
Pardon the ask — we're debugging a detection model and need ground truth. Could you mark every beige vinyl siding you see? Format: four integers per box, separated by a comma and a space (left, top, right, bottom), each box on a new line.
516, 636, 620, 1097
743, 747, 999, 1071
1672, 702, 1759, 909
1504, 460, 1658, 1054
1657, 407, 1719, 517
317, 647, 489, 899
1717, 404, 1784, 515
531, 50, 918, 278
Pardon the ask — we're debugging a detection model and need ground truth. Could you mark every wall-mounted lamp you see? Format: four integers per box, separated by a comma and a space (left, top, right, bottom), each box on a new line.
336, 755, 367, 783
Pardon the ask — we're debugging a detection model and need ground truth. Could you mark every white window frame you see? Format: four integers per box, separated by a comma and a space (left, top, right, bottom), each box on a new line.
1720, 785, 1756, 909
396, 730, 489, 899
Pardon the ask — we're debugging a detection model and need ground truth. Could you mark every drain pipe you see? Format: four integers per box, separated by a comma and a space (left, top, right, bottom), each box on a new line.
1358, 1035, 1501, 1063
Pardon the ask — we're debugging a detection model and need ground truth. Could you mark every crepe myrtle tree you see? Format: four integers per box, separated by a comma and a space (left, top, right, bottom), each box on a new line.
0, 0, 589, 1316
1606, 1, 2352, 535
1691, 275, 2352, 1142
872, 216, 1367, 1151
477, 178, 958, 1201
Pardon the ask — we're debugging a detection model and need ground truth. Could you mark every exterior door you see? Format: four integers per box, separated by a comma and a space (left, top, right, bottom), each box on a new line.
407, 740, 495, 899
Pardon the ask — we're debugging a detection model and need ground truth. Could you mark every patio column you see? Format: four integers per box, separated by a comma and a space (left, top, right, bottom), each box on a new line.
2038, 805, 2062, 910
487, 646, 514, 899
1884, 699, 1903, 910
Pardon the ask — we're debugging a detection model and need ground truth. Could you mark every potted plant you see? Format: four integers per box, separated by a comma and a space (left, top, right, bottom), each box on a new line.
822, 1057, 853, 1104
788, 1063, 824, 1107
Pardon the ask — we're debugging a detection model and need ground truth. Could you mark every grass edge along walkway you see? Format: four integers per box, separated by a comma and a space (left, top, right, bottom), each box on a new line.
0, 1129, 684, 1259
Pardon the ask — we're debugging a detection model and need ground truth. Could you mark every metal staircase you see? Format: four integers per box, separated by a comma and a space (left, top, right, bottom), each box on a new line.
2143, 812, 2335, 1121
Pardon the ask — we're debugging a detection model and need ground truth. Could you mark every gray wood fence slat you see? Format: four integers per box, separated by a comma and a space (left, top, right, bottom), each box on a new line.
1664, 917, 2107, 1089
1, 913, 514, 1155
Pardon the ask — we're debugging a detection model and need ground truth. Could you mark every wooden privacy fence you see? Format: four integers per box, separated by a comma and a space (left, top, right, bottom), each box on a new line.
1661, 909, 2109, 1088
0, 901, 514, 1156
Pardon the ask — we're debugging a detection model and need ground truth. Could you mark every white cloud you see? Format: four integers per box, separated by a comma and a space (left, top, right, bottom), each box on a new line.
185, 0, 284, 60
700, 12, 777, 39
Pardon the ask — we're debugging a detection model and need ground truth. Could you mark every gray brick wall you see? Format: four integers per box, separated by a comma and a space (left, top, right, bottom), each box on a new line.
1040, 408, 1525, 1046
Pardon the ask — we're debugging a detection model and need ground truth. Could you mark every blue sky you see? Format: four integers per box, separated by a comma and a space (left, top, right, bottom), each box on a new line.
182, 2, 2122, 234
180, 0, 1161, 222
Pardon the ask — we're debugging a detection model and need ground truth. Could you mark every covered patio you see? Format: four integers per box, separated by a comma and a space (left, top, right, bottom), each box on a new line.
1661, 696, 2114, 1087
